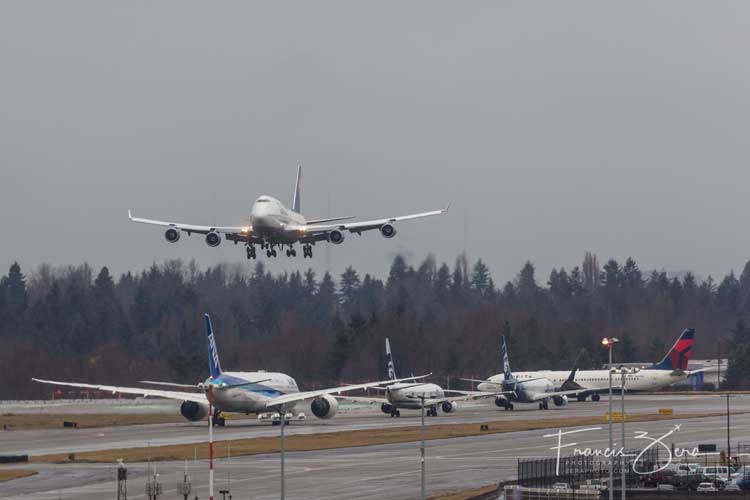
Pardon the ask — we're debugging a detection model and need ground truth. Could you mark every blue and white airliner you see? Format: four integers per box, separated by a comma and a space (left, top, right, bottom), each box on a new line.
33, 314, 422, 425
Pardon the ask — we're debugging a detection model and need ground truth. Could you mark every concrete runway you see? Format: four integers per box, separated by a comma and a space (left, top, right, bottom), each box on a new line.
1, 394, 748, 499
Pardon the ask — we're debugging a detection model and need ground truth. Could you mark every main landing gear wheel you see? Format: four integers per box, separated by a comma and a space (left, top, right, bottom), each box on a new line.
246, 246, 256, 260
303, 245, 313, 258
591, 393, 601, 402
539, 400, 549, 410
428, 407, 438, 417
390, 409, 401, 418
286, 248, 297, 257
577, 394, 587, 402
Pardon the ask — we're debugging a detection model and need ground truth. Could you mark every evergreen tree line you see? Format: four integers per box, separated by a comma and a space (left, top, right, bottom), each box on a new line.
2, 252, 749, 399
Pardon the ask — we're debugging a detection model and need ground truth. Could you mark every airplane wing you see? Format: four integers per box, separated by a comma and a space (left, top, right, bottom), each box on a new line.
32, 378, 208, 405
526, 388, 582, 402
128, 210, 252, 237
264, 374, 430, 408
289, 205, 449, 235
335, 395, 389, 404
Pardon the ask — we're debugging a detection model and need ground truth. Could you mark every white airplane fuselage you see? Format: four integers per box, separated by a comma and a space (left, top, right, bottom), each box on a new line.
250, 196, 307, 242
208, 370, 301, 414
385, 382, 445, 410
483, 369, 682, 394
477, 377, 557, 403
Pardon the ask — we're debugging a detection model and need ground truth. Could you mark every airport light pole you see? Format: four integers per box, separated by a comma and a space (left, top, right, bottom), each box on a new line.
409, 393, 429, 500
280, 410, 286, 500
419, 395, 426, 500
613, 366, 639, 500
601, 337, 619, 500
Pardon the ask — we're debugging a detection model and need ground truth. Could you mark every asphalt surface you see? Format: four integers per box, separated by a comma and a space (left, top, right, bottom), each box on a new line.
1, 394, 748, 500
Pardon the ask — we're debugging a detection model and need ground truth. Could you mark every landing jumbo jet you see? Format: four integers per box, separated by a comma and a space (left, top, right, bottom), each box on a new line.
128, 166, 448, 259
471, 329, 699, 406
340, 338, 496, 417
33, 315, 423, 425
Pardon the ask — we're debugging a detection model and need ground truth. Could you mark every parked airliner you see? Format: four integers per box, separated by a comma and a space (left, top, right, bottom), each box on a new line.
466, 336, 580, 410
128, 166, 448, 259
341, 338, 496, 417
34, 315, 421, 425
472, 329, 698, 406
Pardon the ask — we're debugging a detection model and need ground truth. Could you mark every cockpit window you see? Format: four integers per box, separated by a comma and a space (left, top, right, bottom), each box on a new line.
256, 199, 270, 203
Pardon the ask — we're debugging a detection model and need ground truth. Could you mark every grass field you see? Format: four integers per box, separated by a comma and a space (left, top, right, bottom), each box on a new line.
428, 484, 497, 500
0, 413, 185, 430
0, 469, 37, 482
27, 410, 731, 464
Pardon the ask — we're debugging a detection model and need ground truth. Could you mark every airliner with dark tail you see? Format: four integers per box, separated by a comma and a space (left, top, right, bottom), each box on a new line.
34, 314, 422, 425
470, 328, 700, 407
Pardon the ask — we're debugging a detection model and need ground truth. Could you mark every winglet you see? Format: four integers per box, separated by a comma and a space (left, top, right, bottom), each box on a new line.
292, 164, 302, 213
128, 209, 133, 220
444, 203, 451, 212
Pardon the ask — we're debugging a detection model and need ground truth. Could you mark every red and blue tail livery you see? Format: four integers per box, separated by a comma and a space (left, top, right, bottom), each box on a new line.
649, 328, 694, 371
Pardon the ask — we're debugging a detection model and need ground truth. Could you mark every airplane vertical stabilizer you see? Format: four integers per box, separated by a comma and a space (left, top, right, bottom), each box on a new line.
501, 335, 513, 381
385, 337, 397, 380
648, 328, 695, 371
205, 314, 223, 379
292, 165, 302, 213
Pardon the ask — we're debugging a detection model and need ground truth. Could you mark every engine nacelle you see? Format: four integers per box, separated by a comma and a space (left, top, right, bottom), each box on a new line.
164, 227, 181, 243
441, 401, 458, 413
380, 403, 393, 414
553, 395, 568, 407
310, 394, 338, 419
327, 229, 345, 245
205, 231, 221, 247
180, 400, 209, 422
380, 223, 397, 238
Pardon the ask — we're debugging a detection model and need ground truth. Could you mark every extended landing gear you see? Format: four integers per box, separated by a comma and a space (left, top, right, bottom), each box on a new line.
302, 245, 313, 258
246, 245, 257, 260
285, 247, 297, 257
390, 409, 401, 418
505, 402, 514, 411
539, 400, 549, 410
266, 248, 278, 258
577, 394, 587, 402
591, 393, 601, 402
427, 407, 438, 417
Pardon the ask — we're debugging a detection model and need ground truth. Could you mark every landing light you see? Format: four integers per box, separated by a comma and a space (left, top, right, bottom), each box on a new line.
241, 227, 249, 233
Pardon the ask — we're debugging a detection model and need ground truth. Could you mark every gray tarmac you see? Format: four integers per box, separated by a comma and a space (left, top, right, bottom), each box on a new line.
1, 394, 748, 500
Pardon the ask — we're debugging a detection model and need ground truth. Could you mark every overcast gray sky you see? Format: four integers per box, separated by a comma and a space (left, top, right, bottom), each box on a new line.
1, 1, 749, 284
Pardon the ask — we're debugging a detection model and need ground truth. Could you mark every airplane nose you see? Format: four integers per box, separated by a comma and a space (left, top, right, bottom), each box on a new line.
252, 215, 277, 230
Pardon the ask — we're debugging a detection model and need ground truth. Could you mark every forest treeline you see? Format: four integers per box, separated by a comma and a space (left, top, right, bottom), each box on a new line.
2, 252, 750, 399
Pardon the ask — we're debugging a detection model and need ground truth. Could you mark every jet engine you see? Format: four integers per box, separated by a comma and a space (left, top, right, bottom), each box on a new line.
553, 395, 568, 407
441, 401, 458, 413
380, 403, 394, 414
164, 227, 181, 243
327, 229, 345, 245
205, 231, 221, 247
380, 223, 397, 238
310, 394, 339, 419
180, 400, 209, 422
